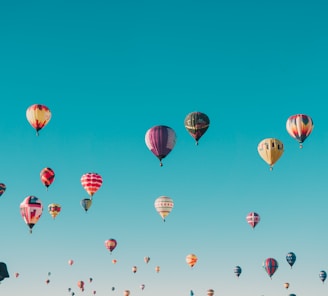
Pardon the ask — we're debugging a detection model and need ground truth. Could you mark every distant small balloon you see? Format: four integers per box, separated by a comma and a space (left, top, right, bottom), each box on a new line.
132, 266, 137, 273
68, 259, 74, 266
144, 256, 150, 264
207, 289, 214, 296
0, 183, 6, 197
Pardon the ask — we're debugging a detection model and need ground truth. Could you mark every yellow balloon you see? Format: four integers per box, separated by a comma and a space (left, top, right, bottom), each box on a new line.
257, 138, 284, 170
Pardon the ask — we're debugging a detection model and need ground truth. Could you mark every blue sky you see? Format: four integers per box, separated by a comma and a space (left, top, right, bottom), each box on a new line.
0, 0, 328, 295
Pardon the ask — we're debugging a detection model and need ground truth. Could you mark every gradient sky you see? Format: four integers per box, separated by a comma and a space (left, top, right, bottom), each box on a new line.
0, 0, 328, 295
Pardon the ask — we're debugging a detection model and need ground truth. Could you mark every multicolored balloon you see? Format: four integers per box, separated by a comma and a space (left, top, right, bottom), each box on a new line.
40, 167, 55, 190
207, 289, 214, 296
48, 203, 61, 219
124, 290, 130, 296
284, 282, 290, 289
186, 253, 198, 268
0, 183, 6, 197
263, 258, 278, 279
234, 266, 242, 278
145, 125, 176, 166
246, 212, 260, 229
144, 256, 150, 264
286, 114, 314, 148
286, 252, 296, 268
132, 266, 137, 273
26, 104, 51, 136
320, 270, 327, 283
257, 138, 284, 170
184, 111, 210, 145
155, 266, 160, 273
20, 196, 43, 233
77, 280, 84, 291
81, 198, 92, 212
105, 238, 117, 254
81, 173, 103, 197
154, 196, 174, 222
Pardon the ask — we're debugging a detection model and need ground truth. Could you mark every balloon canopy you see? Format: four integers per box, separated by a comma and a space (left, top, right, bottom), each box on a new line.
154, 196, 174, 222
20, 196, 43, 233
48, 203, 61, 219
184, 111, 210, 145
81, 173, 103, 197
105, 238, 117, 253
286, 252, 296, 268
246, 212, 260, 229
186, 253, 198, 268
145, 125, 176, 166
0, 262, 9, 282
257, 138, 284, 170
0, 183, 6, 197
40, 167, 55, 189
26, 104, 51, 136
263, 258, 278, 278
286, 114, 314, 148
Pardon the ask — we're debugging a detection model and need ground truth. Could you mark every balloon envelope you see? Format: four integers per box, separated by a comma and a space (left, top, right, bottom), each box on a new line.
26, 104, 51, 135
0, 263, 9, 282
284, 282, 290, 289
263, 258, 278, 278
207, 289, 214, 296
48, 203, 61, 219
0, 183, 6, 197
144, 256, 150, 264
184, 111, 210, 144
40, 167, 55, 189
105, 238, 117, 253
234, 266, 242, 277
68, 259, 74, 266
154, 196, 174, 221
20, 196, 43, 233
257, 138, 284, 170
155, 266, 160, 273
145, 125, 176, 166
81, 198, 92, 212
81, 173, 103, 197
246, 212, 260, 229
186, 254, 198, 268
286, 252, 296, 268
286, 114, 314, 148
320, 270, 327, 283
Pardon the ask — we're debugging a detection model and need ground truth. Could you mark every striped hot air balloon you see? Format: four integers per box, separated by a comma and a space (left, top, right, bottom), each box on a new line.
26, 104, 51, 136
145, 125, 176, 166
263, 258, 278, 279
81, 173, 103, 197
154, 196, 174, 222
286, 114, 314, 148
186, 253, 198, 268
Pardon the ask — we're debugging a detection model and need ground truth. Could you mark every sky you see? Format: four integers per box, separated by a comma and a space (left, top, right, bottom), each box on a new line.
0, 0, 328, 295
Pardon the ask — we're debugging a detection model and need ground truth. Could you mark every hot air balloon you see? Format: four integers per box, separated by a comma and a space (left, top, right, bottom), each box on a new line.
112, 259, 117, 264
257, 138, 284, 170
155, 266, 160, 273
112, 287, 115, 291
40, 167, 55, 190
46, 279, 50, 284
246, 212, 260, 229
48, 203, 61, 219
92, 290, 96, 295
186, 254, 198, 268
20, 196, 43, 233
288, 294, 296, 296
263, 258, 278, 279
89, 277, 93, 283
184, 111, 210, 145
145, 125, 176, 166
68, 259, 74, 266
77, 280, 85, 291
144, 256, 150, 264
190, 290, 194, 296
286, 252, 296, 268
154, 196, 174, 222
140, 284, 145, 291
14, 272, 19, 278
81, 198, 92, 212
132, 266, 137, 273
81, 173, 103, 197
105, 238, 117, 254
286, 114, 314, 148
0, 263, 9, 282
124, 290, 130, 296
284, 282, 290, 289
234, 266, 242, 278
319, 270, 327, 283
0, 183, 6, 197
207, 289, 214, 296
26, 104, 52, 136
